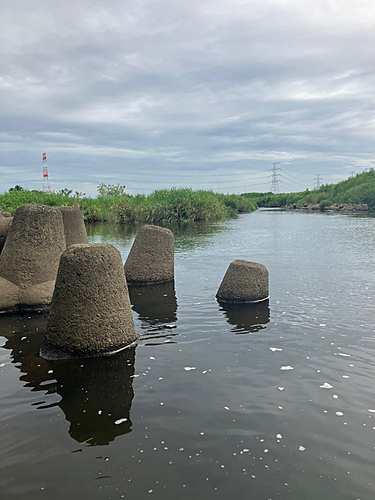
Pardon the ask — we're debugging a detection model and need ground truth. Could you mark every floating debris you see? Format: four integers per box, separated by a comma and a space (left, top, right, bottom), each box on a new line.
280, 366, 294, 371
319, 383, 333, 389
115, 418, 128, 425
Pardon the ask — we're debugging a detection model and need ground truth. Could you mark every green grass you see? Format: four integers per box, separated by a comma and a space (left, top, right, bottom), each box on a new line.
244, 169, 375, 210
0, 188, 256, 223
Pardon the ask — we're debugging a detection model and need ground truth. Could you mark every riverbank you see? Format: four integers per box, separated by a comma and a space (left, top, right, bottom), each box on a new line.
244, 169, 375, 210
282, 202, 368, 212
0, 188, 256, 223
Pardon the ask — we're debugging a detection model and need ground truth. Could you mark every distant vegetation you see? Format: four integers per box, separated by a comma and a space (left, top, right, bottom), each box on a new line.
2, 170, 373, 223
0, 186, 256, 223
244, 169, 375, 210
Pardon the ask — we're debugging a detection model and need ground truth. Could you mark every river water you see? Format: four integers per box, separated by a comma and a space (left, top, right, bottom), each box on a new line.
1, 209, 375, 500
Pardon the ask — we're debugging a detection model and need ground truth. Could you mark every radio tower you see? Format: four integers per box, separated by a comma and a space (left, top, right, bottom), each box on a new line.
42, 152, 51, 193
270, 162, 281, 193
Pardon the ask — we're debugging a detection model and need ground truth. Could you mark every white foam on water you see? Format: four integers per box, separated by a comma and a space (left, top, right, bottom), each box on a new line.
115, 418, 128, 425
338, 353, 351, 357
319, 383, 333, 389
280, 366, 294, 370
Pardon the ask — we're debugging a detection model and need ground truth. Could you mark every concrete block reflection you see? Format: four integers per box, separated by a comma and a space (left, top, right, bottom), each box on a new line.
2, 319, 136, 446
220, 299, 270, 334
128, 281, 178, 326
52, 349, 136, 445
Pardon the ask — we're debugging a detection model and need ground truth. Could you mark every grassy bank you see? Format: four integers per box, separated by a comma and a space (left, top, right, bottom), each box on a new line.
0, 188, 256, 223
244, 169, 375, 210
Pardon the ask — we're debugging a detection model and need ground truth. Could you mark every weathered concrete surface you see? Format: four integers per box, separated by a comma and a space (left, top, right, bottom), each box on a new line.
216, 260, 269, 303
124, 225, 174, 284
58, 206, 89, 247
0, 204, 66, 312
40, 243, 138, 360
0, 276, 19, 312
0, 211, 13, 254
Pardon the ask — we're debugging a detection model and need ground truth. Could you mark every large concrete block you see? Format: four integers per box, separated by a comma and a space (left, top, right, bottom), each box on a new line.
40, 243, 138, 360
124, 225, 174, 284
216, 260, 269, 304
58, 206, 88, 247
0, 211, 13, 254
0, 204, 66, 312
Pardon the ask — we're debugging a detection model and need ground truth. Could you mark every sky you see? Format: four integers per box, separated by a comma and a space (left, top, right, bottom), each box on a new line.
1, 0, 374, 196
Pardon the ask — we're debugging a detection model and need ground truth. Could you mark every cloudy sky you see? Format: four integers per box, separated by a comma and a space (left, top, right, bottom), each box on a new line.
1, 0, 374, 196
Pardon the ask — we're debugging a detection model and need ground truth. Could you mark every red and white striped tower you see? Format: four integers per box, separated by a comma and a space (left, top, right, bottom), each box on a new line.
42, 152, 51, 193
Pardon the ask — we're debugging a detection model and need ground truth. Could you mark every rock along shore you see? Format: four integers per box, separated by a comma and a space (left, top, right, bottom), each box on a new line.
282, 203, 368, 212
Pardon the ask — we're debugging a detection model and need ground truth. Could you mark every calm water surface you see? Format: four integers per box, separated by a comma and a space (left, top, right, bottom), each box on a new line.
1, 209, 375, 500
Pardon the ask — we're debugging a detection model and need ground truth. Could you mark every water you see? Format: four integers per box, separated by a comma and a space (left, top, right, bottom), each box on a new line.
1, 209, 375, 500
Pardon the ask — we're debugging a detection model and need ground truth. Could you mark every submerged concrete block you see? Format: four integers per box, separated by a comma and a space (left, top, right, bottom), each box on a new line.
40, 243, 138, 360
58, 206, 88, 247
0, 211, 13, 254
124, 225, 174, 284
0, 204, 66, 312
216, 260, 269, 304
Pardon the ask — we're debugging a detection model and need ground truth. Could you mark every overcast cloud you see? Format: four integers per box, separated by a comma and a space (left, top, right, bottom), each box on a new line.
1, 0, 374, 195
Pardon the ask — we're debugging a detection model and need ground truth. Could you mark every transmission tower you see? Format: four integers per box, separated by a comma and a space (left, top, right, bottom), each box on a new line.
270, 162, 281, 193
42, 152, 51, 193
314, 174, 322, 190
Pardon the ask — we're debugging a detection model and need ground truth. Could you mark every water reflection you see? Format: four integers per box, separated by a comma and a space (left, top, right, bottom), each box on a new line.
85, 220, 230, 253
52, 349, 135, 446
129, 281, 178, 333
2, 317, 136, 446
219, 299, 270, 334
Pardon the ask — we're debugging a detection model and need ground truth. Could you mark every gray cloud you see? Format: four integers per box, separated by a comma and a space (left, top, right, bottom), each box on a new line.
1, 0, 374, 195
